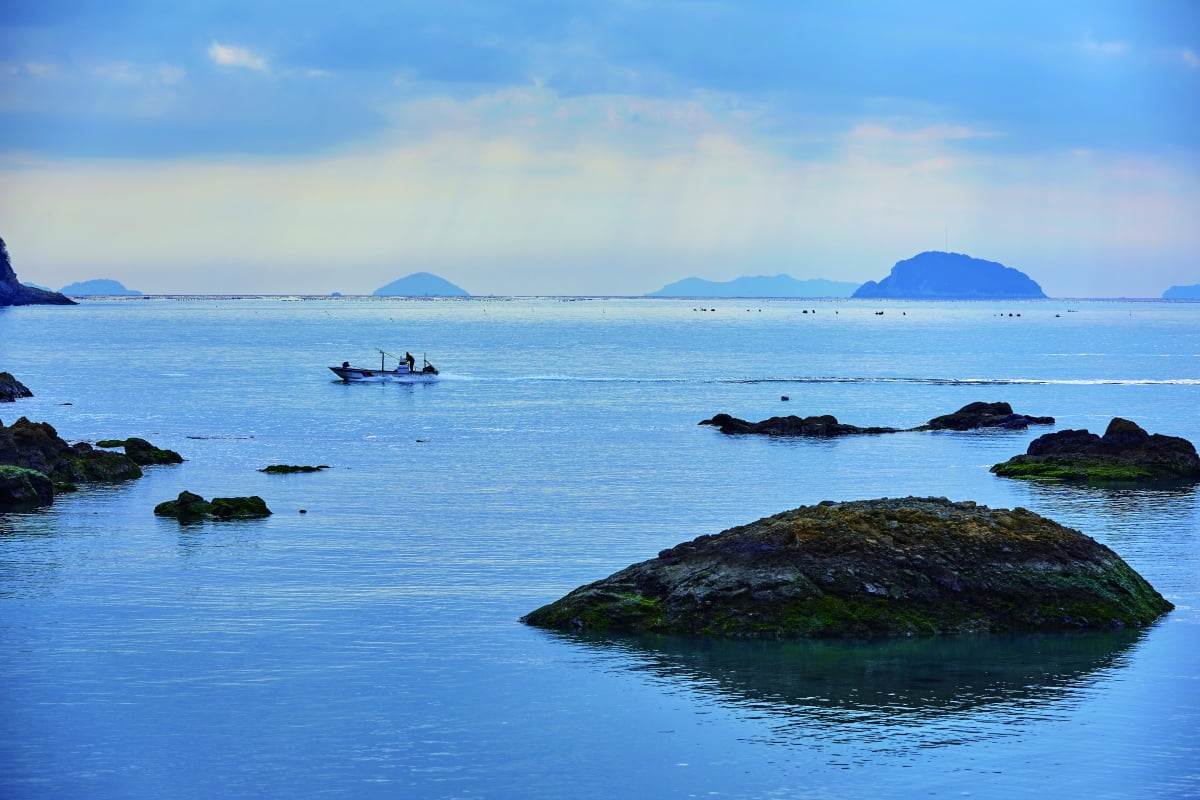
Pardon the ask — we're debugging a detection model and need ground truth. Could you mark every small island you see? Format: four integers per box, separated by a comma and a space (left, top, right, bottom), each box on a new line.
373, 272, 469, 297
991, 418, 1200, 484
0, 236, 75, 307
647, 275, 859, 298
852, 251, 1047, 300
522, 497, 1172, 638
60, 278, 143, 296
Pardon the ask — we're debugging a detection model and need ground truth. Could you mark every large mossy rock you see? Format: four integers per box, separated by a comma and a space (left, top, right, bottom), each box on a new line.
522, 497, 1172, 639
155, 491, 271, 522
0, 372, 34, 402
991, 418, 1200, 484
0, 464, 54, 511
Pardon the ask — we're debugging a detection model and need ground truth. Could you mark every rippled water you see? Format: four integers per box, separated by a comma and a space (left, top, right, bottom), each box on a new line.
1, 297, 1198, 799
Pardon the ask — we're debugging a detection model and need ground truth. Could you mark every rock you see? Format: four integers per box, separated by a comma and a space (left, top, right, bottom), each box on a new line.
920, 402, 1055, 431
0, 372, 33, 402
258, 464, 330, 473
522, 497, 1172, 638
0, 236, 76, 306
699, 413, 900, 437
0, 464, 54, 511
121, 437, 184, 465
0, 417, 143, 485
155, 491, 272, 521
991, 418, 1200, 484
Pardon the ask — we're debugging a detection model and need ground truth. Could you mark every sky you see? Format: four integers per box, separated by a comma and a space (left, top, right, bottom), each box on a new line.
0, 1, 1197, 297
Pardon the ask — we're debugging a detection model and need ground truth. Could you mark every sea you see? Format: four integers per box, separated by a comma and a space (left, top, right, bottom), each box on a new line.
1, 296, 1198, 800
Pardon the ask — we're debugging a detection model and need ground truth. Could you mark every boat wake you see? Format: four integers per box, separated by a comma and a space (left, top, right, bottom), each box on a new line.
433, 374, 1200, 387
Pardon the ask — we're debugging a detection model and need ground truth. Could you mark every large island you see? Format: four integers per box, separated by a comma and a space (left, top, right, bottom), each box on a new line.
853, 251, 1046, 300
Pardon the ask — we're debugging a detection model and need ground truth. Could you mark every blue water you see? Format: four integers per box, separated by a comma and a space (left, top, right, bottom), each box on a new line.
2, 297, 1198, 799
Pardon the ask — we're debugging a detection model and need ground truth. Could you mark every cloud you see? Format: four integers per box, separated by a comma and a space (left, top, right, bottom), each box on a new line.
207, 42, 268, 72
90, 62, 185, 86
1083, 37, 1128, 56
1183, 48, 1200, 69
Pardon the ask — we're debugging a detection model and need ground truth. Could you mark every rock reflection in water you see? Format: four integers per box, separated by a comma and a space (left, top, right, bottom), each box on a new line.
549, 628, 1149, 754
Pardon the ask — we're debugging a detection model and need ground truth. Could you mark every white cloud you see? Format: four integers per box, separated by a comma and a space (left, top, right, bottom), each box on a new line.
1183, 48, 1200, 69
207, 42, 269, 72
1083, 37, 1127, 56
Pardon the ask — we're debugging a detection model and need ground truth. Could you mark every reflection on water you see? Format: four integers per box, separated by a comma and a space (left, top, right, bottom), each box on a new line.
552, 627, 1150, 756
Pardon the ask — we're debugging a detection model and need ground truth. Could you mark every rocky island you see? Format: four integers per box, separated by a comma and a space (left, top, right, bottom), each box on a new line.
154, 490, 272, 522
852, 251, 1046, 300
60, 278, 143, 296
700, 402, 1054, 437
0, 236, 75, 306
991, 418, 1200, 484
0, 372, 34, 403
523, 497, 1172, 638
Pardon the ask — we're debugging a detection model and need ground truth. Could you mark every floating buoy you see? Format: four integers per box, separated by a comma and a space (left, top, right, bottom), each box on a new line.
299, 509, 307, 514
781, 396, 790, 402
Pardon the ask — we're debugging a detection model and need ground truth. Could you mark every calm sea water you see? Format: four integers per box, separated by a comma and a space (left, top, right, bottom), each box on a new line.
1, 297, 1198, 800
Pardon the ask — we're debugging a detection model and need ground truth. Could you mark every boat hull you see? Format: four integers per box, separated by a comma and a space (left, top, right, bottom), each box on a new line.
329, 366, 439, 382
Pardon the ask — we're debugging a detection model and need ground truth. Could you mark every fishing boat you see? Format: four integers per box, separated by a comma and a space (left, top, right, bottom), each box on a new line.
330, 349, 439, 382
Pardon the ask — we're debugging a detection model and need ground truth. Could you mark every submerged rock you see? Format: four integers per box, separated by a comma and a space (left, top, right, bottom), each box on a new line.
154, 490, 272, 521
522, 497, 1172, 638
699, 413, 900, 437
991, 418, 1200, 484
0, 464, 54, 511
259, 464, 330, 474
107, 437, 185, 465
0, 372, 33, 402
919, 401, 1054, 431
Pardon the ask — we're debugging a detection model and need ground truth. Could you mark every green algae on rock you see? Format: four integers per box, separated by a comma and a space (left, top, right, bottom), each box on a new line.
0, 464, 53, 511
522, 497, 1172, 639
991, 418, 1200, 485
155, 490, 272, 522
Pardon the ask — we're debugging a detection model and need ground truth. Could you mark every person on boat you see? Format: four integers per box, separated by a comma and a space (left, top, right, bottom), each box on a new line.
405, 352, 415, 372
342, 361, 350, 369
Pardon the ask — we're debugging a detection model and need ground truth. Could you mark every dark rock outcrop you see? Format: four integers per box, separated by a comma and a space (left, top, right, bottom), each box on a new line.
700, 413, 900, 437
154, 490, 272, 521
0, 465, 54, 511
991, 418, 1200, 484
852, 251, 1046, 300
259, 464, 330, 473
96, 437, 184, 465
522, 497, 1172, 638
0, 237, 76, 306
702, 402, 1053, 437
0, 417, 143, 485
0, 372, 33, 402
920, 402, 1054, 431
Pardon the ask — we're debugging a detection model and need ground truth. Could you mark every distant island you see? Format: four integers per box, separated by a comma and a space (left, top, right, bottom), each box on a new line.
647, 274, 859, 298
61, 279, 143, 297
853, 251, 1046, 300
0, 236, 75, 307
1163, 284, 1200, 300
373, 272, 469, 297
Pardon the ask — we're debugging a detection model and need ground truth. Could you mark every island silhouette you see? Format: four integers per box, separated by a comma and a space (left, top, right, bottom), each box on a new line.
853, 251, 1046, 299
647, 275, 858, 298
373, 272, 469, 297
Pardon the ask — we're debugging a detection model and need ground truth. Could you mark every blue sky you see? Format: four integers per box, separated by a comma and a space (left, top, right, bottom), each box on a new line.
1, 0, 1197, 295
